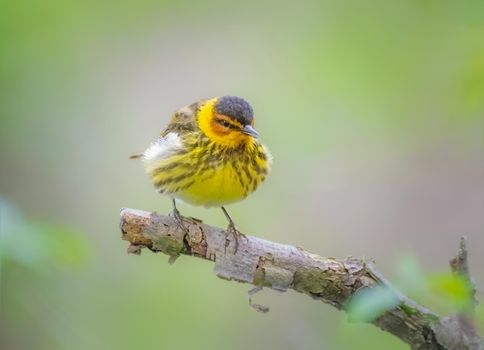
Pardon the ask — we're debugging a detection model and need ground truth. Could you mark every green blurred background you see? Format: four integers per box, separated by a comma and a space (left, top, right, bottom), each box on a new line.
1, 0, 483, 349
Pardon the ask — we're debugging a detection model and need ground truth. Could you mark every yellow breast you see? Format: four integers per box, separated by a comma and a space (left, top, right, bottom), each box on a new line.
143, 133, 271, 207
174, 162, 255, 207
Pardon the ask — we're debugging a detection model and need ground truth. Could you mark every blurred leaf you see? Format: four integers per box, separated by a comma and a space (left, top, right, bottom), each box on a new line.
428, 273, 473, 312
346, 286, 400, 323
35, 222, 89, 266
393, 254, 475, 315
395, 254, 428, 294
461, 51, 484, 111
0, 198, 88, 271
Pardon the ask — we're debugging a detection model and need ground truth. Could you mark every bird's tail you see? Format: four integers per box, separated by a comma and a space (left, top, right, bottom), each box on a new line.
129, 153, 143, 159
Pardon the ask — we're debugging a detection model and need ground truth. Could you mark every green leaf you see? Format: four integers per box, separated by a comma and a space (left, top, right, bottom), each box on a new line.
346, 286, 400, 323
395, 254, 427, 294
0, 198, 88, 270
428, 273, 473, 312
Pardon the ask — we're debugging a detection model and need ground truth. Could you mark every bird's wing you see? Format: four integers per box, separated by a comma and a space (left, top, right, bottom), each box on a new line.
161, 99, 207, 136
131, 99, 207, 160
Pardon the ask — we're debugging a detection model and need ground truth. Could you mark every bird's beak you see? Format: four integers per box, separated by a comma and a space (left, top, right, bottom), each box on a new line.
242, 125, 259, 138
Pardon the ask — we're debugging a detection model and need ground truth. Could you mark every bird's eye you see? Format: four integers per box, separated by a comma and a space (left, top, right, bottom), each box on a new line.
218, 120, 231, 128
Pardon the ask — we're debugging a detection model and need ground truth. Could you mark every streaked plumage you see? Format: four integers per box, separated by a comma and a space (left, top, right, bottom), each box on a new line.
134, 96, 272, 251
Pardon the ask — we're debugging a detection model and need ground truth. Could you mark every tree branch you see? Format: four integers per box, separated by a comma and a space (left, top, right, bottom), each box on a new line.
433, 237, 483, 350
119, 208, 483, 350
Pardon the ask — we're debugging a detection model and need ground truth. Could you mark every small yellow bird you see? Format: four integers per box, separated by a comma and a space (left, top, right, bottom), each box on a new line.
132, 96, 272, 251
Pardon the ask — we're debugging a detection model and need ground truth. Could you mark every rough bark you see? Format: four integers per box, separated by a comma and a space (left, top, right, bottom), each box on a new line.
119, 208, 483, 350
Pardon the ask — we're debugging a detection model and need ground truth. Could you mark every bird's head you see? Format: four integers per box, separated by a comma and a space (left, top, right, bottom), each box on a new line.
197, 96, 259, 147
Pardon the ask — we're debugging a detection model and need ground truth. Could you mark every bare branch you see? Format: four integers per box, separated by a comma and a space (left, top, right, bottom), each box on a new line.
433, 237, 483, 350
449, 237, 478, 311
119, 208, 483, 350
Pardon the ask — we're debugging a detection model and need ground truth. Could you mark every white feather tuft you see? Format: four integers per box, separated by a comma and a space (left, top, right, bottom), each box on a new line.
143, 133, 183, 162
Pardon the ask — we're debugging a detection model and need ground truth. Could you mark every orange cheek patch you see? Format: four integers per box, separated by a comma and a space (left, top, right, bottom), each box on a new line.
207, 115, 250, 147
210, 121, 231, 137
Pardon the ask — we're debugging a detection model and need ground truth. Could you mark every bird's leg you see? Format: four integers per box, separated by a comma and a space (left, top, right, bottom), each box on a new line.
221, 206, 247, 253
171, 198, 188, 233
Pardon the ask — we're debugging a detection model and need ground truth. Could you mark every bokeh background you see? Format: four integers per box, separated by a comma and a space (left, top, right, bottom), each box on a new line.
1, 0, 483, 349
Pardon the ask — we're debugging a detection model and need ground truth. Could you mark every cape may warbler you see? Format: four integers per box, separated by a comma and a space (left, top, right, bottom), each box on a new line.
132, 96, 272, 251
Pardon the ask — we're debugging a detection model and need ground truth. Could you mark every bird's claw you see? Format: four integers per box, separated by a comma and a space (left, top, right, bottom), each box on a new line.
224, 223, 247, 254
171, 208, 188, 234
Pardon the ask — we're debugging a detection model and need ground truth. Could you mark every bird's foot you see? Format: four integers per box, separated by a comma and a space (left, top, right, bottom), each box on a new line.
171, 207, 188, 234
224, 222, 247, 254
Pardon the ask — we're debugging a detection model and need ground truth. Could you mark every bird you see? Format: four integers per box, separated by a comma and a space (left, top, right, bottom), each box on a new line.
131, 96, 272, 252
